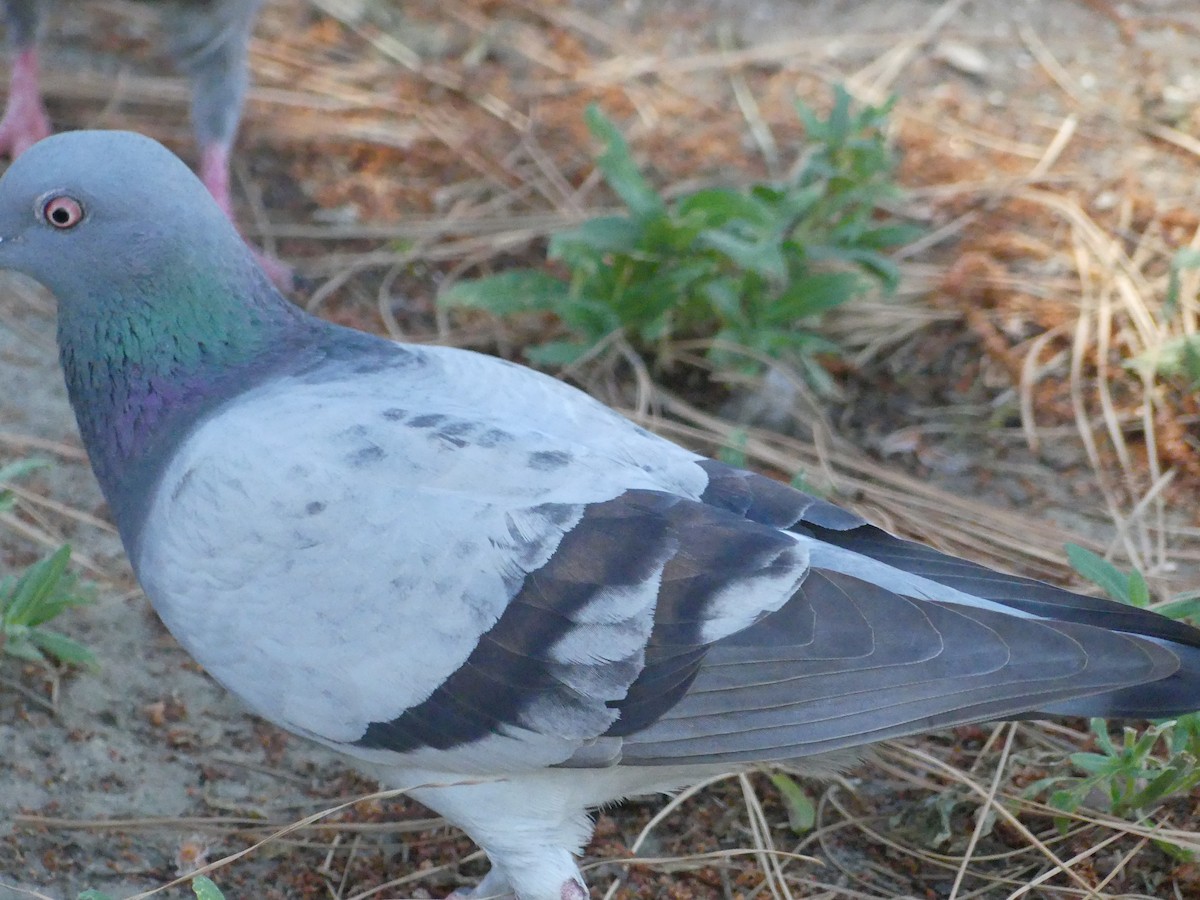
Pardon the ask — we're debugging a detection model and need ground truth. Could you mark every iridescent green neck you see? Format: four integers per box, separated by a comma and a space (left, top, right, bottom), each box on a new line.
57, 264, 312, 548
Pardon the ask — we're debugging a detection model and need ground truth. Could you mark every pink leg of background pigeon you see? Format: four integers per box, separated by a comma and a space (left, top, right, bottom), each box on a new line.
198, 140, 294, 291
0, 48, 50, 158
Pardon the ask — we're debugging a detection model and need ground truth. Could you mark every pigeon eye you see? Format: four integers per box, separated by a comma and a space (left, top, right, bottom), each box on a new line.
42, 195, 84, 229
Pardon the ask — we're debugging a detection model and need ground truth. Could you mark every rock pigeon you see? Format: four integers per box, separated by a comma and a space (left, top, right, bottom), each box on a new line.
0, 0, 290, 285
3, 130, 1200, 900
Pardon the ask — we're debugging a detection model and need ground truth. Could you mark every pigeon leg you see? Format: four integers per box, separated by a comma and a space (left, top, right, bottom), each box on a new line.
198, 140, 234, 220
443, 869, 583, 900
0, 47, 50, 157
444, 866, 513, 898
167, 0, 292, 290
197, 138, 293, 291
449, 881, 583, 900
408, 778, 594, 900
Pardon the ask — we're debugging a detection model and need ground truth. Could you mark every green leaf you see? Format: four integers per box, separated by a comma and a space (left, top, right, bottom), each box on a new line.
1152, 836, 1199, 862
1131, 765, 1193, 810
23, 580, 90, 628
192, 876, 226, 900
677, 188, 773, 228
1167, 717, 1197, 755
439, 271, 567, 316
524, 340, 594, 367
1065, 544, 1130, 605
795, 353, 841, 400
700, 278, 748, 326
1129, 333, 1200, 383
584, 105, 664, 221
770, 271, 863, 322
790, 469, 822, 495
0, 457, 48, 485
697, 230, 787, 281
1128, 725, 1160, 759
549, 216, 642, 258
1070, 752, 1116, 775
1, 635, 48, 665
812, 243, 902, 291
1185, 341, 1200, 388
1127, 568, 1151, 609
28, 628, 97, 668
718, 428, 749, 469
1165, 247, 1200, 319
1049, 788, 1082, 814
773, 180, 825, 219
852, 221, 925, 250
1157, 595, 1200, 623
1021, 774, 1068, 800
3, 545, 73, 627
556, 296, 624, 340
768, 772, 816, 833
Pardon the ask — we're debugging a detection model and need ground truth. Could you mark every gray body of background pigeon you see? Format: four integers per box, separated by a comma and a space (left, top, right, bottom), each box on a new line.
0, 1, 275, 266
2, 130, 1200, 900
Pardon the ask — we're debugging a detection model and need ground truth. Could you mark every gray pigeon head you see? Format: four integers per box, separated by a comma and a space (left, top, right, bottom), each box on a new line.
0, 129, 255, 304
0, 130, 306, 551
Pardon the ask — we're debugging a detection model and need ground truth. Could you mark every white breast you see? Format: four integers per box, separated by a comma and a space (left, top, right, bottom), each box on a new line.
133, 347, 707, 749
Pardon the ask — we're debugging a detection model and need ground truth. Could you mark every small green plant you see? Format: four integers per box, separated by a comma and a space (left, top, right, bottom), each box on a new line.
1128, 247, 1200, 388
0, 543, 95, 669
80, 875, 225, 900
1065, 543, 1200, 620
443, 89, 919, 391
1064, 543, 1151, 608
767, 771, 816, 834
0, 458, 95, 670
1031, 718, 1200, 823
717, 427, 749, 468
1164, 247, 1200, 322
1025, 548, 1200, 856
0, 457, 46, 511
1133, 332, 1200, 389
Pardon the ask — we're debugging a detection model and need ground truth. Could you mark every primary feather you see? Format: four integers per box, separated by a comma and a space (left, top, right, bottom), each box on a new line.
1, 130, 1198, 900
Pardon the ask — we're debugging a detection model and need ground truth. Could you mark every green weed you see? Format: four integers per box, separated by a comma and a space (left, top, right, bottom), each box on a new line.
442, 89, 919, 390
79, 875, 225, 900
0, 458, 94, 670
1128, 247, 1200, 388
1024, 548, 1200, 856
767, 771, 816, 834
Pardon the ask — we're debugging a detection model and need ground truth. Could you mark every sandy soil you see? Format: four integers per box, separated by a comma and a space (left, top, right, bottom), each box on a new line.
2, 1, 1200, 898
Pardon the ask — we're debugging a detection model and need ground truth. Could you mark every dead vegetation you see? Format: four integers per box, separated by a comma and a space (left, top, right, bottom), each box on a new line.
3, 0, 1200, 897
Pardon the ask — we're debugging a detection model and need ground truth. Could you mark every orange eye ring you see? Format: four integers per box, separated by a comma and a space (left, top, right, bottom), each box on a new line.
42, 195, 84, 229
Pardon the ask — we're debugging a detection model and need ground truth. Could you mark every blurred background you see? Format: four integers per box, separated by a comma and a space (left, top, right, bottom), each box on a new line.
3, 1, 1200, 897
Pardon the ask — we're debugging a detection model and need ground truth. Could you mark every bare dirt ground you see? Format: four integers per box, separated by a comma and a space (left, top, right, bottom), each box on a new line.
2, 1, 1200, 898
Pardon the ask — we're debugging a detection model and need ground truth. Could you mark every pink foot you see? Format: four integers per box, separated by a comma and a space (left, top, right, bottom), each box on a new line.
199, 140, 295, 292
444, 879, 583, 899
250, 246, 296, 292
198, 141, 236, 220
0, 48, 51, 158
444, 866, 517, 898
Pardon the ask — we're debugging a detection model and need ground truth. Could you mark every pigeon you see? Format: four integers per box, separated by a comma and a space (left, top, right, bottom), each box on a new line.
3, 130, 1200, 900
0, 0, 290, 285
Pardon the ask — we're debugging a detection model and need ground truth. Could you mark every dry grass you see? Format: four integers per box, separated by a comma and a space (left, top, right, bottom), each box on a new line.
4, 0, 1200, 897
